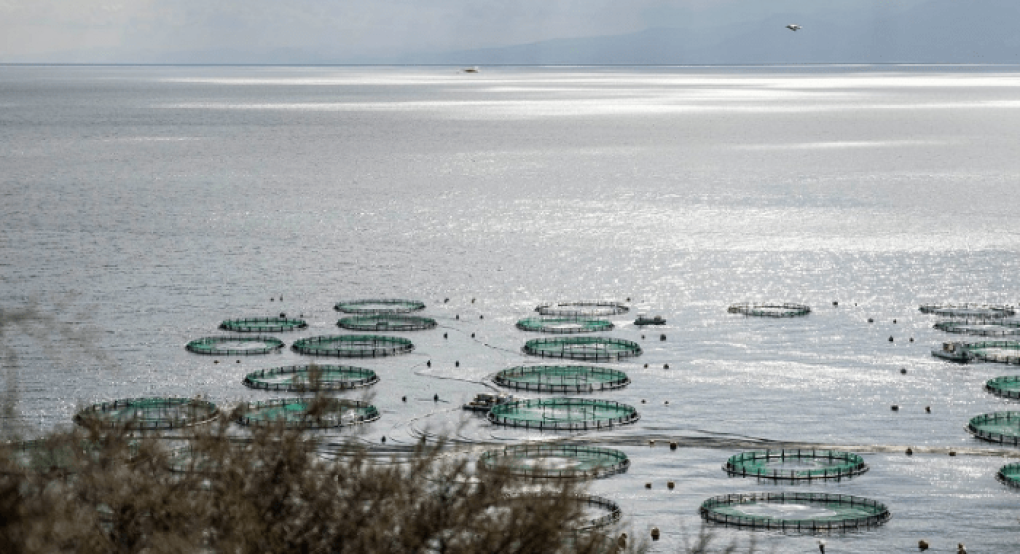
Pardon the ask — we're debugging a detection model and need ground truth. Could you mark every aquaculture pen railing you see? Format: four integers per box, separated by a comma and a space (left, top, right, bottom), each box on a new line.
487, 398, 640, 431
699, 492, 891, 531
723, 449, 868, 481
242, 365, 379, 392
985, 376, 1020, 400
493, 366, 631, 393
477, 444, 630, 479
967, 412, 1020, 446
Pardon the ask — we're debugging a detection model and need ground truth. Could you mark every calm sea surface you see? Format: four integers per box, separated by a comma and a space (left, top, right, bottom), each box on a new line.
3, 65, 1020, 551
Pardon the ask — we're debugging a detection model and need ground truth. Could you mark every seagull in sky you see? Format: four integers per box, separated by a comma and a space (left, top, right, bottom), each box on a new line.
786, 24, 802, 32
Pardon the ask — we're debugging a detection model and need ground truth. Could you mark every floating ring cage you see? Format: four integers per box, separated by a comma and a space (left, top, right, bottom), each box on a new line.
997, 462, 1020, 489
487, 398, 639, 431
535, 302, 629, 317
577, 495, 623, 530
523, 337, 642, 362
75, 397, 219, 430
516, 317, 614, 334
493, 365, 630, 393
334, 298, 425, 314
235, 398, 380, 429
723, 450, 868, 481
962, 341, 1020, 365
477, 444, 630, 479
919, 304, 1015, 318
292, 335, 414, 358
219, 317, 307, 333
728, 303, 811, 318
934, 320, 1020, 337
337, 314, 437, 331
986, 376, 1020, 400
243, 364, 379, 392
699, 492, 891, 531
186, 336, 284, 356
967, 411, 1020, 446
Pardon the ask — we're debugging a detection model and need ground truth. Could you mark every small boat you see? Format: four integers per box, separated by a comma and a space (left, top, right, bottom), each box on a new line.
634, 315, 666, 326
932, 341, 971, 362
461, 66, 480, 74
463, 392, 514, 412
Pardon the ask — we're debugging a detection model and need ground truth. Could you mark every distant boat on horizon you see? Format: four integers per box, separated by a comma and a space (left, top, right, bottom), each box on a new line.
461, 66, 479, 73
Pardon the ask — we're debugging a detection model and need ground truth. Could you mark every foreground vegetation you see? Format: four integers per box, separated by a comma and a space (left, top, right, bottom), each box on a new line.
1, 406, 631, 553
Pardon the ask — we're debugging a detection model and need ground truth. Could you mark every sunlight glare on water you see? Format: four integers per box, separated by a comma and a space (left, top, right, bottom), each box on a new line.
3, 65, 1020, 551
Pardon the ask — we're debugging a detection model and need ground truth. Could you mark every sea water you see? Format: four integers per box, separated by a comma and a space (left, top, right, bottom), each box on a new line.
3, 64, 1020, 551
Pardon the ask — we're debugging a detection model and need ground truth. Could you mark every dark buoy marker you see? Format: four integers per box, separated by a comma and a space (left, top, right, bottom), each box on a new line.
433, 393, 438, 402
891, 404, 899, 411
889, 336, 894, 342
663, 363, 669, 369
868, 318, 874, 323
900, 368, 907, 374
443, 333, 448, 339
426, 360, 431, 367
402, 396, 407, 402
906, 447, 914, 456
925, 406, 931, 413
455, 361, 460, 367
470, 333, 475, 338
660, 334, 666, 341
919, 539, 929, 551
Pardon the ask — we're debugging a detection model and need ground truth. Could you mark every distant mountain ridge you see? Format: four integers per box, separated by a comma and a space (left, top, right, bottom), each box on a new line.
396, 1, 1020, 65
9, 0, 1020, 65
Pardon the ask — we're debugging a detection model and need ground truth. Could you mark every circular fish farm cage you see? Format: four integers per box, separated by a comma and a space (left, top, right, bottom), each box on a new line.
723, 450, 869, 481
186, 336, 284, 356
487, 398, 639, 431
699, 492, 891, 531
919, 303, 1015, 318
333, 299, 425, 314
337, 314, 437, 332
962, 341, 1020, 365
74, 397, 219, 431
986, 376, 1020, 400
235, 398, 380, 429
997, 462, 1020, 489
292, 335, 414, 358
535, 302, 629, 317
477, 444, 630, 479
243, 364, 379, 392
516, 317, 614, 334
219, 317, 307, 333
967, 412, 1020, 446
576, 495, 623, 530
523, 337, 642, 362
727, 303, 811, 318
493, 365, 630, 393
934, 320, 1020, 337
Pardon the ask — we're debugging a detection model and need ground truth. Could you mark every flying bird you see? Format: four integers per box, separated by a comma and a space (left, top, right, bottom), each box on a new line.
786, 24, 802, 32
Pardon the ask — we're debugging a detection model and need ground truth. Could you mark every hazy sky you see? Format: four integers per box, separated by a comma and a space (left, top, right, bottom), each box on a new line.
0, 0, 938, 62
